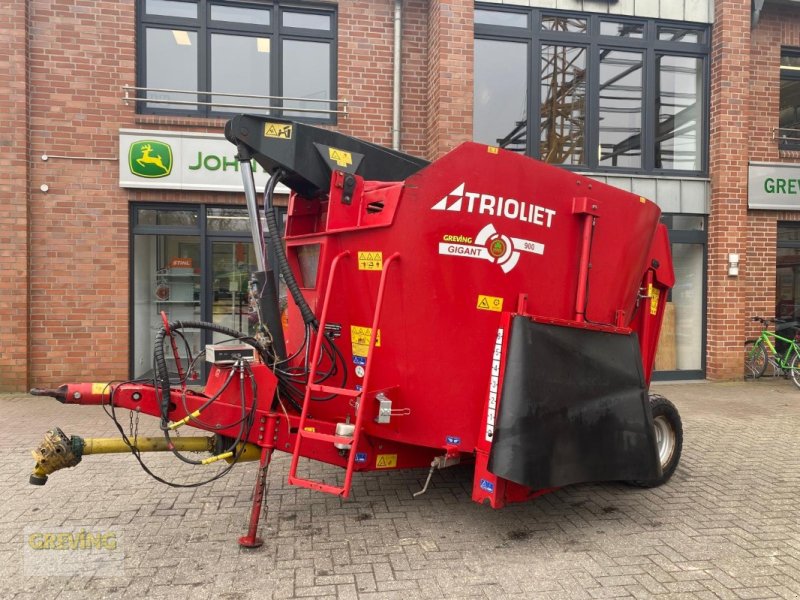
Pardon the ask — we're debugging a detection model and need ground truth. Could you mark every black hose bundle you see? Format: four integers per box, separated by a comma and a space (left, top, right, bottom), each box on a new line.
153, 320, 267, 423
263, 169, 318, 330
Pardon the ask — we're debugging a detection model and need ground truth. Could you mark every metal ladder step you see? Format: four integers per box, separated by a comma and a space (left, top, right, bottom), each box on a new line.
307, 384, 361, 398
298, 429, 353, 448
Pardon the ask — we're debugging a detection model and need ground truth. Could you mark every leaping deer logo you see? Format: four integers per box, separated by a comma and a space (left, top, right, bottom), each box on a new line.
129, 140, 173, 178
136, 144, 168, 173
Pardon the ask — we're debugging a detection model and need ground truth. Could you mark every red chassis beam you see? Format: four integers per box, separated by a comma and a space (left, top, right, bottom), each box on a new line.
40, 363, 439, 473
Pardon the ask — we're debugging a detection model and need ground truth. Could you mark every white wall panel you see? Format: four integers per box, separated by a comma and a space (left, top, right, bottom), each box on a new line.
554, 0, 585, 11
659, 0, 685, 20
684, 0, 712, 23
484, 0, 714, 22
634, 0, 660, 18
608, 0, 636, 16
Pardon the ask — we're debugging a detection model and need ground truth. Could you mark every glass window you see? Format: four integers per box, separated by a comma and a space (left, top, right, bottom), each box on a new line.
282, 40, 331, 117
541, 15, 587, 33
656, 243, 704, 371
138, 0, 336, 121
540, 45, 586, 166
133, 233, 202, 380
598, 50, 643, 168
282, 11, 332, 30
656, 56, 703, 171
671, 215, 705, 231
146, 0, 197, 18
780, 49, 800, 149
211, 34, 270, 113
210, 4, 269, 25
210, 241, 260, 343
474, 6, 708, 174
137, 208, 199, 227
600, 20, 643, 38
776, 248, 800, 320
658, 26, 702, 43
207, 207, 267, 233
777, 223, 800, 320
475, 9, 527, 28
473, 39, 528, 152
145, 28, 198, 111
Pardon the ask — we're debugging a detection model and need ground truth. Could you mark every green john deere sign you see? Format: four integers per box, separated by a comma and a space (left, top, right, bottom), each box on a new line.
128, 140, 173, 178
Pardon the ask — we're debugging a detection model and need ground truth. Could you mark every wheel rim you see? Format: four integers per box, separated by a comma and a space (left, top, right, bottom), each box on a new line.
653, 415, 675, 469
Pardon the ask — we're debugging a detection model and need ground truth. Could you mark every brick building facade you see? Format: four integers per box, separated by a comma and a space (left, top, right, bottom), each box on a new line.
0, 0, 799, 390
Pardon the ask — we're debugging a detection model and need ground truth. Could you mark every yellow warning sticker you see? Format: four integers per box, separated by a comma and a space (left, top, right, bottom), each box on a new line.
264, 122, 293, 140
649, 285, 660, 316
639, 196, 647, 203
303, 426, 316, 433
91, 383, 109, 396
487, 146, 499, 154
477, 295, 503, 312
376, 454, 397, 469
328, 147, 353, 168
357, 251, 383, 271
351, 325, 380, 357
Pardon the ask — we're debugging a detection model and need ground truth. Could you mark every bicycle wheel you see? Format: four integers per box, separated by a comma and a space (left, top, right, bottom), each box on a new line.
744, 340, 768, 379
788, 351, 800, 389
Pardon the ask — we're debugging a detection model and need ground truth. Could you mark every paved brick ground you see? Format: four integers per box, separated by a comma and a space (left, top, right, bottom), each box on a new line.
0, 380, 798, 599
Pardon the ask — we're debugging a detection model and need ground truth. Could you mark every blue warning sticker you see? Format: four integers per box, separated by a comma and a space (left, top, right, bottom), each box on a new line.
355, 452, 367, 463
355, 384, 362, 391
353, 355, 367, 366
479, 478, 495, 493
446, 436, 461, 445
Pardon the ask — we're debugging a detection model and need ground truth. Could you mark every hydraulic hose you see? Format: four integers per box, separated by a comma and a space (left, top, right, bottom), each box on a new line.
153, 320, 267, 422
264, 170, 318, 330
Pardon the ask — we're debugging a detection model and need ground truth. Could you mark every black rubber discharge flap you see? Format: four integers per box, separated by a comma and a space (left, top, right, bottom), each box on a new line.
487, 316, 661, 489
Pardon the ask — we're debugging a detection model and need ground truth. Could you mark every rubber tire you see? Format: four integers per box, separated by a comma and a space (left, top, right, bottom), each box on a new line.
628, 394, 683, 488
744, 340, 768, 380
788, 351, 800, 390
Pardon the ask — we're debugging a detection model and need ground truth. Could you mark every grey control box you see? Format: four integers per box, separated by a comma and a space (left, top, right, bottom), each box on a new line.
206, 344, 256, 365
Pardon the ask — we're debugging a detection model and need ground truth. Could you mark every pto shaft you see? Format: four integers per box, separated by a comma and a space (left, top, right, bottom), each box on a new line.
30, 428, 261, 485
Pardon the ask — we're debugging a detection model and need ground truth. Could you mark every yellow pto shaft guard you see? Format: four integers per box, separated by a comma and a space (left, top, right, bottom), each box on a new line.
30, 428, 261, 485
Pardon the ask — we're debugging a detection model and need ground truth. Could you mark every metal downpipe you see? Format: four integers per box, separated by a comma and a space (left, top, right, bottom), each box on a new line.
392, 0, 402, 150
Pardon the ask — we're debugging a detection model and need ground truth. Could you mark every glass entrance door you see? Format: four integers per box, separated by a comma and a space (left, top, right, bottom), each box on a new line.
209, 240, 259, 343
132, 232, 202, 381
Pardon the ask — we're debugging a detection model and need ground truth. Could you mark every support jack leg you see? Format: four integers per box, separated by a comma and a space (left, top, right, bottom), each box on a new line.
239, 446, 273, 548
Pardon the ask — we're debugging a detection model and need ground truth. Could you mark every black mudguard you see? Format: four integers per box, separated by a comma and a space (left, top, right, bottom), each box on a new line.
487, 316, 661, 489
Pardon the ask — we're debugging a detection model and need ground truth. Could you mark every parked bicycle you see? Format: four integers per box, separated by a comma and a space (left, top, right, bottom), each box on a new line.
744, 316, 800, 387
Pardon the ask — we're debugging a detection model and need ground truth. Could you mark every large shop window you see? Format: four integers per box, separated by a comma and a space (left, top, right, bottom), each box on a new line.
779, 49, 800, 149
474, 7, 709, 175
777, 223, 800, 320
131, 205, 279, 381
137, 0, 337, 121
653, 215, 707, 380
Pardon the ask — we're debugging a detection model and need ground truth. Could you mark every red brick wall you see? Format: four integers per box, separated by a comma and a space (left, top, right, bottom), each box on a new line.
0, 2, 30, 391
426, 0, 473, 160
708, 3, 800, 378
337, 0, 395, 146
707, 0, 751, 379
26, 0, 136, 385
401, 0, 429, 158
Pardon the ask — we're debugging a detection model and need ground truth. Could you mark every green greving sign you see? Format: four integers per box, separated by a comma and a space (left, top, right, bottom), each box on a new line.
128, 140, 173, 178
749, 162, 800, 210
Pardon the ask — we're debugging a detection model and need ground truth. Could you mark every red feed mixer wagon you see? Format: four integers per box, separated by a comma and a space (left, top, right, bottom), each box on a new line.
30, 115, 681, 547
